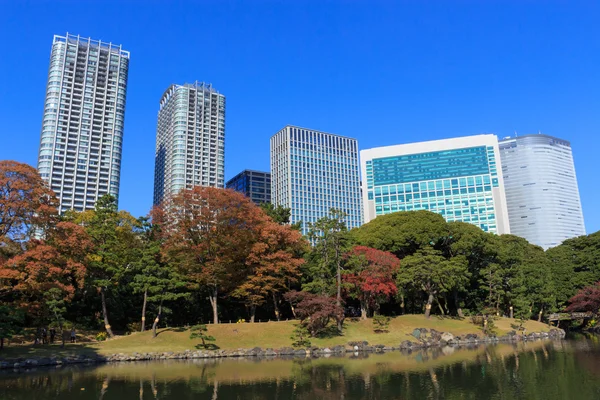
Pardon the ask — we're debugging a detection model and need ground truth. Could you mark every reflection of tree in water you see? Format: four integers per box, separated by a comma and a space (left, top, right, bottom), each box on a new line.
4, 340, 600, 399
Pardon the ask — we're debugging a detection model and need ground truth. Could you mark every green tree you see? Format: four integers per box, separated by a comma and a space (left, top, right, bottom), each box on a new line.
44, 287, 67, 346
305, 209, 349, 330
190, 324, 216, 349
86, 195, 139, 338
131, 217, 189, 337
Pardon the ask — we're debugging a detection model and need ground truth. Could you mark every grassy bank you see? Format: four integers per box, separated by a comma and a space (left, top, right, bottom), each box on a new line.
0, 315, 552, 359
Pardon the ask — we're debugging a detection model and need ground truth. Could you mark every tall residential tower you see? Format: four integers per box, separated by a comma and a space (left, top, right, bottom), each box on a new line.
360, 135, 510, 234
499, 134, 585, 249
37, 34, 129, 212
153, 82, 225, 205
270, 126, 362, 235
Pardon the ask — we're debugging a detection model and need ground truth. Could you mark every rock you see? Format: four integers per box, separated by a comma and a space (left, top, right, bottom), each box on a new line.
412, 329, 421, 339
323, 348, 332, 354
441, 332, 454, 343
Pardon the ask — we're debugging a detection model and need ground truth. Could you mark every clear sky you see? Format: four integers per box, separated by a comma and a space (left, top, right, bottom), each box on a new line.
1, 1, 598, 233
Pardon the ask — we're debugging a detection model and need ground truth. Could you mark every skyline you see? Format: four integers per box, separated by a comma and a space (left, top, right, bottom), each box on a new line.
1, 2, 598, 233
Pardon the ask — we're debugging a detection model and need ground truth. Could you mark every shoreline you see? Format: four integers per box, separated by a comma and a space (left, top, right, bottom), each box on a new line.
0, 328, 565, 371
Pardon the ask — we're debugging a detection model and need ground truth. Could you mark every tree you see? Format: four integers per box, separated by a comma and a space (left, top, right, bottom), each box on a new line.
130, 217, 188, 337
232, 219, 307, 322
284, 291, 344, 336
343, 246, 400, 319
0, 221, 90, 322
0, 160, 58, 242
0, 305, 23, 350
565, 281, 600, 313
396, 247, 459, 318
85, 195, 139, 338
189, 324, 216, 349
155, 187, 266, 324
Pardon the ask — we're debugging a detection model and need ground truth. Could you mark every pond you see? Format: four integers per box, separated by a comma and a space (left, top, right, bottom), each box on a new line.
2, 336, 600, 399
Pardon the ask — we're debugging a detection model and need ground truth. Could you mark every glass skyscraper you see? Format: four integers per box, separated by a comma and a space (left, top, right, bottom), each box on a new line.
153, 82, 225, 205
270, 126, 362, 235
361, 135, 510, 234
226, 170, 271, 204
37, 34, 129, 213
499, 134, 585, 249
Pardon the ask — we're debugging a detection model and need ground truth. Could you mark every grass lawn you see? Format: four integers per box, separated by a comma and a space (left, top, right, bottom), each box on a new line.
0, 315, 553, 359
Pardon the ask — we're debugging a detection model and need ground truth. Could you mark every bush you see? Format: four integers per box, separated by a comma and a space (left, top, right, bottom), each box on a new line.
96, 331, 108, 342
127, 321, 142, 333
190, 324, 216, 349
290, 324, 311, 348
372, 314, 391, 333
284, 291, 344, 337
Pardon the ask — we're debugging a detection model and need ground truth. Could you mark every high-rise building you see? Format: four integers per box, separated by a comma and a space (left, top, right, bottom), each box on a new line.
226, 170, 271, 204
37, 34, 130, 213
153, 82, 225, 205
270, 126, 362, 235
499, 134, 585, 249
360, 135, 510, 234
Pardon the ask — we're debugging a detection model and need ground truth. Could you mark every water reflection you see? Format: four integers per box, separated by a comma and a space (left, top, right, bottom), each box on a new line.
2, 338, 600, 399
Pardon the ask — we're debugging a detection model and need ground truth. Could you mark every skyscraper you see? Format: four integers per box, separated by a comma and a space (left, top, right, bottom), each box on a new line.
226, 170, 271, 204
360, 135, 510, 234
499, 134, 585, 249
153, 82, 225, 205
37, 34, 129, 213
270, 125, 362, 235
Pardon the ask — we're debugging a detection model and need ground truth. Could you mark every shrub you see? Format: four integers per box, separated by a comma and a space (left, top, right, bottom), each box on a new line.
290, 324, 311, 348
372, 314, 391, 333
96, 331, 108, 342
284, 291, 344, 337
190, 324, 216, 349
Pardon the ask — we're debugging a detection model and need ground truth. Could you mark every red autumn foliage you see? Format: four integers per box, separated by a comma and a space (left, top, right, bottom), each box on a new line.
0, 160, 58, 241
0, 222, 92, 316
153, 186, 268, 324
284, 291, 344, 336
565, 281, 600, 313
343, 246, 400, 318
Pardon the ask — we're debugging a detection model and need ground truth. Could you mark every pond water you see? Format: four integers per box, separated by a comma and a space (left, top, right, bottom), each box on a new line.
2, 336, 600, 399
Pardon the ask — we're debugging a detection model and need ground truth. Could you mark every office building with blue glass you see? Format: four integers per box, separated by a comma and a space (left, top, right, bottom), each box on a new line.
271, 126, 363, 236
360, 135, 510, 234
226, 169, 271, 204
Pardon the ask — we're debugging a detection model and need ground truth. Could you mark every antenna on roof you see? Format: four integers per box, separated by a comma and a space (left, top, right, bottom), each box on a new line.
514, 131, 518, 137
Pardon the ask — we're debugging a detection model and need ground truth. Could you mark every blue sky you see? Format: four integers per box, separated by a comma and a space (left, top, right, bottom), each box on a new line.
1, 1, 598, 233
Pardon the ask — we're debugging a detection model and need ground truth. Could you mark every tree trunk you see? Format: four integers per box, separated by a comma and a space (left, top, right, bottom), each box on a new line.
538, 308, 543, 322
250, 305, 256, 323
453, 290, 464, 318
208, 286, 219, 324
100, 287, 115, 338
360, 299, 368, 320
425, 293, 434, 319
141, 289, 147, 332
435, 297, 445, 316
152, 299, 163, 338
400, 293, 405, 315
273, 293, 281, 321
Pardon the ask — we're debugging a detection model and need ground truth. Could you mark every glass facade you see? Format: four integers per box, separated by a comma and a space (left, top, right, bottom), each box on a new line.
226, 170, 271, 204
361, 135, 510, 234
271, 126, 363, 236
499, 134, 585, 249
37, 34, 129, 213
154, 82, 225, 205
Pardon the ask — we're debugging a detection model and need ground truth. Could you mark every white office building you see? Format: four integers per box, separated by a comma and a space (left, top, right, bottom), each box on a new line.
153, 82, 226, 205
361, 135, 511, 234
37, 34, 130, 212
499, 134, 585, 249
270, 126, 362, 235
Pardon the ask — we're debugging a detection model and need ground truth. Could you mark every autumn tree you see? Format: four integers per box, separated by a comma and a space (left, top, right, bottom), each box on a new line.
130, 217, 188, 336
156, 187, 266, 324
0, 221, 91, 327
232, 218, 308, 322
565, 281, 600, 313
343, 246, 400, 319
284, 291, 344, 336
85, 195, 140, 338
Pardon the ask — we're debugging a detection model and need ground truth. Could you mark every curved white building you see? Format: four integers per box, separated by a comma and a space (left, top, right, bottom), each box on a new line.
37, 34, 129, 212
498, 134, 585, 249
